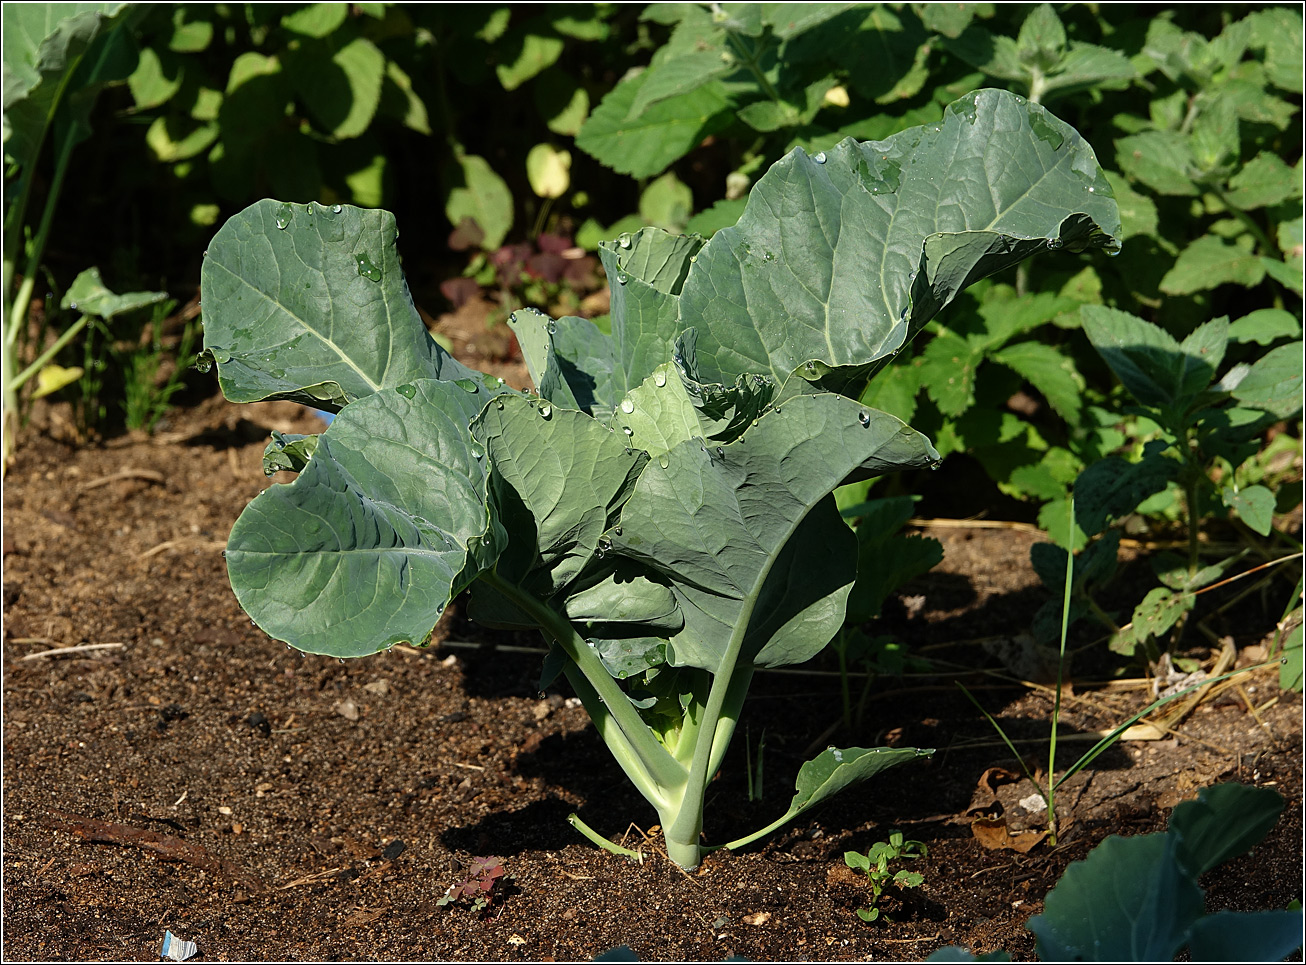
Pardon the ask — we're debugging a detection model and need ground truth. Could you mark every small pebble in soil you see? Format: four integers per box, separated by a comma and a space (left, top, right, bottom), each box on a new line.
246, 712, 271, 737
382, 840, 406, 860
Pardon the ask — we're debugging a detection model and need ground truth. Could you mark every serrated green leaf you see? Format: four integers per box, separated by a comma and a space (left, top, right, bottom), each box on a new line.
576, 68, 732, 178
446, 153, 513, 249
919, 330, 983, 416
627, 48, 731, 119
991, 341, 1085, 424
1225, 152, 1302, 210
1074, 444, 1180, 535
1245, 6, 1304, 93
1231, 342, 1304, 419
1228, 309, 1301, 346
1115, 131, 1197, 196
1081, 306, 1224, 408
226, 380, 501, 657
200, 200, 480, 409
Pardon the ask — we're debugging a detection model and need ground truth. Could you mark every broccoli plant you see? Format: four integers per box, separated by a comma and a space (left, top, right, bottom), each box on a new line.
199, 89, 1120, 870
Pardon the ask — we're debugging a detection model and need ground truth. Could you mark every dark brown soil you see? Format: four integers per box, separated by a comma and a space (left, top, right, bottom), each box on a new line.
3, 340, 1302, 961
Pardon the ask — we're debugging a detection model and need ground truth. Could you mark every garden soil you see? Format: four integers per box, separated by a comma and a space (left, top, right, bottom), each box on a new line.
3, 335, 1302, 961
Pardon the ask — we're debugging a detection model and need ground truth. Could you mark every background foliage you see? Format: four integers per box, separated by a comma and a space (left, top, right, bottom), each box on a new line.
6, 2, 1301, 675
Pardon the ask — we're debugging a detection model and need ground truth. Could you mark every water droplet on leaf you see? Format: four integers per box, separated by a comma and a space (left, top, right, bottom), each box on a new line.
275, 202, 293, 229
620, 399, 635, 414
618, 233, 632, 249
539, 404, 552, 420
355, 253, 382, 281
396, 383, 416, 399
331, 203, 342, 214
617, 272, 628, 285
813, 151, 827, 163
654, 371, 667, 387
858, 411, 871, 427
454, 378, 480, 394
658, 454, 669, 469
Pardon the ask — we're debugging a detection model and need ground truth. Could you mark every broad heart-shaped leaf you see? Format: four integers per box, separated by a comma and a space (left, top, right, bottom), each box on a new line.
1080, 306, 1227, 411
470, 396, 647, 597
675, 88, 1121, 394
201, 200, 482, 411
1028, 833, 1204, 962
613, 393, 939, 672
225, 379, 502, 658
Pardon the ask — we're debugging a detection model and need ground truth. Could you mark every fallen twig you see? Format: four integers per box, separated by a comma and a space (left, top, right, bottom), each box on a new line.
43, 810, 263, 889
138, 538, 226, 560
19, 642, 124, 661
77, 468, 166, 491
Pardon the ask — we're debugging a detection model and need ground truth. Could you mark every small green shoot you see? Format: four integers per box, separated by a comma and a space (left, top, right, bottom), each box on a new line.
844, 830, 927, 923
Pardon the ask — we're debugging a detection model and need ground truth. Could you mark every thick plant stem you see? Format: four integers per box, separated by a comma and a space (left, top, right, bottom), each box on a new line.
479, 569, 682, 796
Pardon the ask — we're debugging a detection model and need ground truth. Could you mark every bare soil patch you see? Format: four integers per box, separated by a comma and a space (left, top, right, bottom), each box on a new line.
3, 373, 1301, 962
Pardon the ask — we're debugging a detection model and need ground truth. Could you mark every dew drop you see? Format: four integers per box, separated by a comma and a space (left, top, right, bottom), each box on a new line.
618, 232, 632, 249
494, 399, 505, 410
658, 454, 670, 469
396, 383, 416, 399
614, 525, 622, 537
716, 447, 725, 459
620, 399, 635, 414
813, 151, 827, 163
1087, 186, 1095, 193
275, 202, 293, 229
547, 320, 557, 334
454, 378, 480, 394
654, 370, 666, 387
858, 411, 871, 428
617, 272, 629, 285
331, 203, 342, 213
355, 253, 382, 281
539, 404, 552, 420
69, 301, 78, 311
623, 426, 633, 437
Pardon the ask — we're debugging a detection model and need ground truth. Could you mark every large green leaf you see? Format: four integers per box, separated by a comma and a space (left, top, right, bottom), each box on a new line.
471, 396, 647, 596
1, 3, 131, 170
614, 392, 940, 672
445, 153, 514, 249
677, 88, 1120, 394
1168, 782, 1285, 878
1081, 306, 1227, 410
1028, 833, 1204, 961
200, 200, 481, 410
1230, 341, 1304, 419
575, 66, 733, 178
225, 379, 501, 658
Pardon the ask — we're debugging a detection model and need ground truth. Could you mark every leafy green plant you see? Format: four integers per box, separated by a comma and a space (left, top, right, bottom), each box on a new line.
844, 829, 927, 923
198, 90, 1121, 869
964, 496, 1284, 846
1031, 305, 1302, 659
929, 782, 1303, 962
126, 4, 623, 247
2, 3, 147, 471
